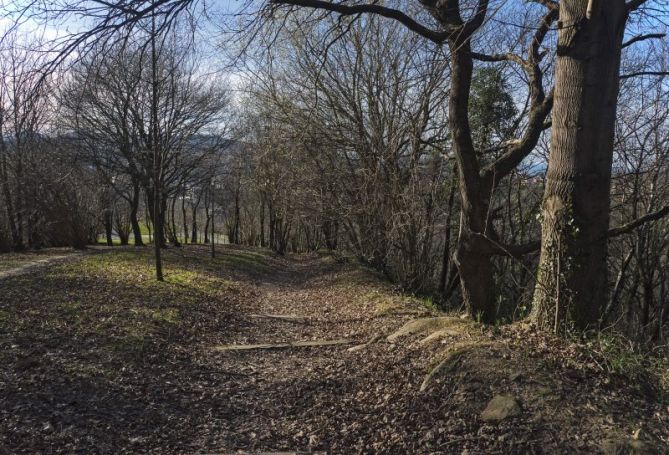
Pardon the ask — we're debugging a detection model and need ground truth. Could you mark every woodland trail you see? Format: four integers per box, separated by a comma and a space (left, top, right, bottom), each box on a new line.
0, 253, 77, 280
0, 246, 667, 454
0, 246, 115, 281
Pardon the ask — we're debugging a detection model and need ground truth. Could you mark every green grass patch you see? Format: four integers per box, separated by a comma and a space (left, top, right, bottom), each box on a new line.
209, 250, 272, 274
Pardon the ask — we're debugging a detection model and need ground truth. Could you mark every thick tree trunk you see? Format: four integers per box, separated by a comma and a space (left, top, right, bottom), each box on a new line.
454, 232, 496, 323
532, 1, 628, 331
447, 40, 497, 323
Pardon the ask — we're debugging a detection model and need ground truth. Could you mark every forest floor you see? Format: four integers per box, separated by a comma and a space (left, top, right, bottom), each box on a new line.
0, 245, 668, 454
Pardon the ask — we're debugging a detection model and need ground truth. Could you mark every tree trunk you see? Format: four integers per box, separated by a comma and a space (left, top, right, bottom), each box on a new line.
233, 186, 241, 244
182, 190, 189, 244
14, 148, 24, 250
259, 199, 266, 248
1, 151, 20, 250
454, 232, 496, 323
268, 201, 275, 251
104, 208, 113, 246
191, 205, 198, 243
130, 183, 144, 246
439, 178, 457, 295
447, 38, 497, 323
532, 0, 628, 331
116, 220, 129, 246
169, 196, 181, 246
211, 192, 216, 258
323, 219, 338, 251
150, 11, 163, 281
203, 193, 210, 244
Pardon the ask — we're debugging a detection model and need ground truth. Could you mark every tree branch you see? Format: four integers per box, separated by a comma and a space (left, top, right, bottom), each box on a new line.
470, 51, 527, 67
462, 0, 489, 37
622, 33, 666, 48
480, 7, 557, 185
491, 238, 541, 257
607, 205, 669, 238
620, 71, 669, 79
487, 204, 669, 256
529, 0, 559, 11
268, 0, 452, 43
627, 0, 651, 11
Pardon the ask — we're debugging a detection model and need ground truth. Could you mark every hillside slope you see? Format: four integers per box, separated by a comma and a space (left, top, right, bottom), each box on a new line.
0, 245, 667, 453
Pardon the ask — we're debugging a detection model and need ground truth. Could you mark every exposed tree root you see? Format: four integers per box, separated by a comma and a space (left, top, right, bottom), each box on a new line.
214, 339, 353, 351
249, 314, 306, 322
347, 333, 386, 352
419, 342, 492, 392
386, 316, 473, 343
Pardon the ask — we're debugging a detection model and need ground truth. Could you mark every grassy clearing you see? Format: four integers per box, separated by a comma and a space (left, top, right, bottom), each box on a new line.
0, 247, 244, 365
215, 249, 272, 273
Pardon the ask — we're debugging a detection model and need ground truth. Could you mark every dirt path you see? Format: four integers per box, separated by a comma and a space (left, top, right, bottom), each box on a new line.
0, 246, 115, 281
1, 246, 667, 454
0, 254, 80, 280
202, 254, 440, 453
192, 252, 668, 454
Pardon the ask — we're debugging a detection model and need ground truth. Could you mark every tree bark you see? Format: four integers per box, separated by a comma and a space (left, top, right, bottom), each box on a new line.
532, 0, 628, 331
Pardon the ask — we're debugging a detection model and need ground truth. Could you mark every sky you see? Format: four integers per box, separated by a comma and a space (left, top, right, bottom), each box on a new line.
1, 0, 666, 101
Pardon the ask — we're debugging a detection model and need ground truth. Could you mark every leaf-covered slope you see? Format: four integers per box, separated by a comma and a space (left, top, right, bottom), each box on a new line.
0, 246, 667, 454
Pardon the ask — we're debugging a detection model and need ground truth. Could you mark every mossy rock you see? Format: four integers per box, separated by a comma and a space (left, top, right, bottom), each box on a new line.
481, 394, 521, 423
